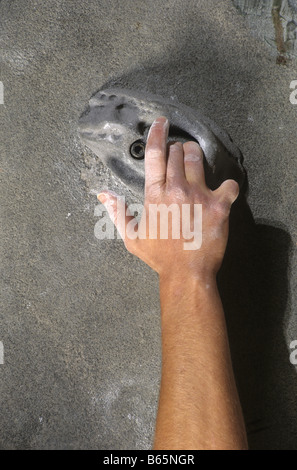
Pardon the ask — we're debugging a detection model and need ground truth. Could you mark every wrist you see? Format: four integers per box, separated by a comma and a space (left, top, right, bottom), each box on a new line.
159, 269, 222, 325
159, 269, 218, 296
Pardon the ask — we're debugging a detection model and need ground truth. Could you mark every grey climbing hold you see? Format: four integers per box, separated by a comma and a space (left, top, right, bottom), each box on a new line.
78, 88, 245, 195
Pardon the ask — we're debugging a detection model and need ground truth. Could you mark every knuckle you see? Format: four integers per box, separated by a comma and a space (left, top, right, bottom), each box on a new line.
193, 189, 208, 203
227, 179, 240, 194
218, 179, 240, 201
145, 182, 163, 200
212, 199, 231, 218
166, 184, 188, 202
184, 153, 203, 164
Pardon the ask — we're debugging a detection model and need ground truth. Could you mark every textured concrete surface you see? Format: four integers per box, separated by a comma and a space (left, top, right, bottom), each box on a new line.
0, 0, 297, 450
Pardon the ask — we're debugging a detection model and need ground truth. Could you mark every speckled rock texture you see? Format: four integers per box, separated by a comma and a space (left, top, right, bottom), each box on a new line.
0, 0, 296, 450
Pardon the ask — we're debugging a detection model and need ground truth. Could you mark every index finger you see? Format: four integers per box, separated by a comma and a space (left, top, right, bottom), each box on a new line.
145, 116, 169, 195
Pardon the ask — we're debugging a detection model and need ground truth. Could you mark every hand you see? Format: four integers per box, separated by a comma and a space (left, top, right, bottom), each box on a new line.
97, 117, 239, 282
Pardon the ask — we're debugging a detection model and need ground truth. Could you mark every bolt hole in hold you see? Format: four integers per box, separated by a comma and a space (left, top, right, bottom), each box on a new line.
130, 140, 146, 159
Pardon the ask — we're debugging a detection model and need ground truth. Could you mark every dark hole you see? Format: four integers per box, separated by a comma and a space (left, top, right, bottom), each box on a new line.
130, 140, 145, 160
168, 124, 198, 143
137, 121, 147, 135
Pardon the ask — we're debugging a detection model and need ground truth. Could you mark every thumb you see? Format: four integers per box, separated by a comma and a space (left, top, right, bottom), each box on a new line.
97, 191, 138, 245
214, 179, 240, 206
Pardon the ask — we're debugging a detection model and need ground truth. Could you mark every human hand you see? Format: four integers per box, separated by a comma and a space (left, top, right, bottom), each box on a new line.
97, 117, 239, 283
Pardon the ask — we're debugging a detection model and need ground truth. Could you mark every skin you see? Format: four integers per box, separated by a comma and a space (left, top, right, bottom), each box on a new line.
98, 117, 248, 450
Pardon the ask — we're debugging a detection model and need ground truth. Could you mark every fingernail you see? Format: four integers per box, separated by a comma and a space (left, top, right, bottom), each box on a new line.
97, 193, 107, 203
161, 117, 169, 130
148, 117, 169, 139
153, 116, 168, 128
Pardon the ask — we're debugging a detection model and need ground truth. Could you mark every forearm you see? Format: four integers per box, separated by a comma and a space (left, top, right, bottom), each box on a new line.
99, 117, 246, 449
154, 274, 248, 450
